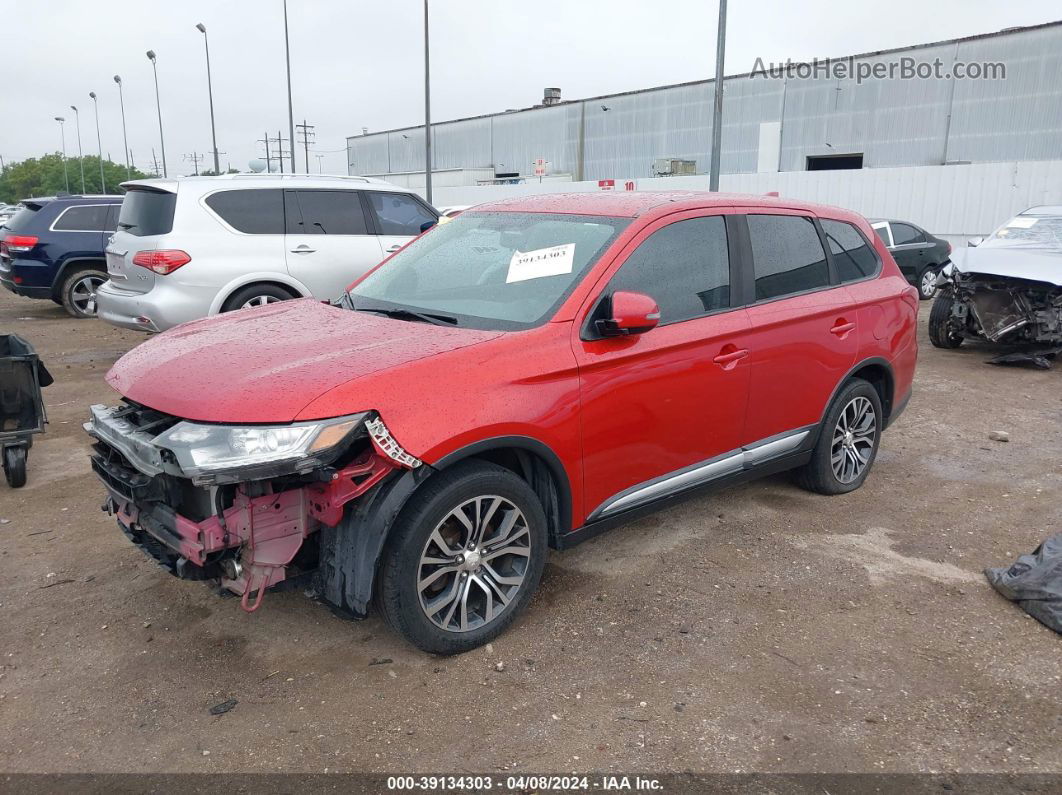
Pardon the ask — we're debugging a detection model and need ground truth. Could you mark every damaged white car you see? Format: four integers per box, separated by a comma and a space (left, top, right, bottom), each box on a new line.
929, 206, 1062, 366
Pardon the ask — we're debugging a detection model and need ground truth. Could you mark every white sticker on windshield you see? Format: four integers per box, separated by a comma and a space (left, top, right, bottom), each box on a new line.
506, 244, 576, 283
1007, 217, 1038, 228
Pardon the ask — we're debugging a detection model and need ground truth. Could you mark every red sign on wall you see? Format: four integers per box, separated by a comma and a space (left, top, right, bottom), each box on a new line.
598, 179, 615, 191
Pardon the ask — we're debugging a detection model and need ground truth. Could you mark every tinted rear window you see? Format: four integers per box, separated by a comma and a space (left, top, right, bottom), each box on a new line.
118, 190, 176, 237
821, 220, 881, 282
2, 205, 42, 233
53, 204, 113, 232
206, 189, 284, 234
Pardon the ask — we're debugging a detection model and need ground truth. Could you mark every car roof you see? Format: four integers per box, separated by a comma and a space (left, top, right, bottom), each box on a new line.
1022, 205, 1062, 217
119, 173, 409, 196
468, 191, 867, 224
20, 194, 118, 205
868, 218, 924, 227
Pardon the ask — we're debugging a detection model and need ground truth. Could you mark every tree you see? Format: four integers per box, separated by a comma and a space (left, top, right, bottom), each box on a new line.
0, 153, 151, 204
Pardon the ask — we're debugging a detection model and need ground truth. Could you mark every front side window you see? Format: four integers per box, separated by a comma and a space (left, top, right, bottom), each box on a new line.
747, 214, 830, 301
350, 212, 628, 330
52, 204, 111, 232
287, 190, 368, 235
608, 216, 730, 324
821, 219, 880, 283
367, 191, 437, 236
891, 222, 925, 245
205, 189, 284, 234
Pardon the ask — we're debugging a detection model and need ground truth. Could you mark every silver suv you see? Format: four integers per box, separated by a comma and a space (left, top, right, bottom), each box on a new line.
97, 174, 438, 332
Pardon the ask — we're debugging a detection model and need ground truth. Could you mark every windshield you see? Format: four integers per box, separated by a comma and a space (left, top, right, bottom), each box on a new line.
348, 211, 628, 330
984, 214, 1062, 252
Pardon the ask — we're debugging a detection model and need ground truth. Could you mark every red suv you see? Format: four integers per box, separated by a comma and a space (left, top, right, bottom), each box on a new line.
87, 192, 917, 654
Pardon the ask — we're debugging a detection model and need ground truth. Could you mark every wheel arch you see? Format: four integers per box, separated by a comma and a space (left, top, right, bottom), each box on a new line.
208, 274, 311, 315
820, 357, 896, 430
53, 257, 106, 298
432, 436, 573, 548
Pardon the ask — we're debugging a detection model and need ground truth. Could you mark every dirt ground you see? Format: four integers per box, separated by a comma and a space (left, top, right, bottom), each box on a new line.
0, 288, 1059, 776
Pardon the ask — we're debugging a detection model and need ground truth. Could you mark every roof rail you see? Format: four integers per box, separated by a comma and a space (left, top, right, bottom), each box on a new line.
225, 173, 388, 184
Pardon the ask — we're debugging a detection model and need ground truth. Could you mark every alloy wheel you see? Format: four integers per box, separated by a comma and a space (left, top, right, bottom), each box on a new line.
71, 275, 105, 316
241, 295, 283, 308
417, 495, 531, 633
830, 396, 877, 484
920, 268, 938, 298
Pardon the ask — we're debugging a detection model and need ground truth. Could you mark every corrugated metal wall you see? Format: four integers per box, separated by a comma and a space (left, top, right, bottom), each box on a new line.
426, 159, 1062, 245
348, 23, 1062, 183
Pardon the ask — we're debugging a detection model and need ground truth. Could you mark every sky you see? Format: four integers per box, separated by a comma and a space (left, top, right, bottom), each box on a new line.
2, 0, 1059, 177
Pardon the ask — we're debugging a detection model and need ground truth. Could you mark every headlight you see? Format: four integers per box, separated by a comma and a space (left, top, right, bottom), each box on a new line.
153, 413, 367, 483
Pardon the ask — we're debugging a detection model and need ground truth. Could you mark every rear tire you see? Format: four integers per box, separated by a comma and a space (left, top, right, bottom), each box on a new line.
795, 379, 882, 496
928, 290, 964, 348
376, 460, 548, 655
917, 265, 939, 300
59, 268, 106, 318
221, 284, 296, 312
3, 446, 27, 488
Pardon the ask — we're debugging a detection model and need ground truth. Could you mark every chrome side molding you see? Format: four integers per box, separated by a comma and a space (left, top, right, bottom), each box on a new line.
590, 428, 811, 520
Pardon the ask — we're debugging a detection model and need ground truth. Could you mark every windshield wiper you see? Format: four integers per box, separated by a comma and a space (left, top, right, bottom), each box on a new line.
354, 305, 459, 326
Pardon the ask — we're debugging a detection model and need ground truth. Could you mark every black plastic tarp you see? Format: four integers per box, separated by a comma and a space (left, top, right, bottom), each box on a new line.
984, 533, 1062, 634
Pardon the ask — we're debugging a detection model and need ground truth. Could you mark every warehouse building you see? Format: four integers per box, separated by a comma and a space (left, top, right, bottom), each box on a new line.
347, 21, 1062, 187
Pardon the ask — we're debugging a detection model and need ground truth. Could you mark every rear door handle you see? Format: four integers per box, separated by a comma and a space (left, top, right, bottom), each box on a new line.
290, 245, 316, 254
385, 244, 402, 253
830, 321, 856, 336
713, 348, 749, 370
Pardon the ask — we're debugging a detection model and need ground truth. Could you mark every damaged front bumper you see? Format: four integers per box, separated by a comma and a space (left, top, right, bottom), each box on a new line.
85, 402, 418, 611
936, 264, 1062, 346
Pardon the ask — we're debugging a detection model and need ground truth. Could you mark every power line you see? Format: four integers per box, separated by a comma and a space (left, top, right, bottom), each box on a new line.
183, 151, 205, 176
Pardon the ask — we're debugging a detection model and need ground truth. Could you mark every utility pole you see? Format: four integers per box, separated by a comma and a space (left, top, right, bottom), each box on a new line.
423, 0, 433, 203
314, 153, 325, 173
259, 132, 273, 172
273, 131, 290, 173
184, 152, 204, 176
295, 120, 315, 174
151, 148, 161, 178
708, 0, 727, 191
282, 0, 296, 173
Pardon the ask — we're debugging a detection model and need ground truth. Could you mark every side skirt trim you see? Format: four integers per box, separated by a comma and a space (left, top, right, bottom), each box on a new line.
587, 426, 812, 522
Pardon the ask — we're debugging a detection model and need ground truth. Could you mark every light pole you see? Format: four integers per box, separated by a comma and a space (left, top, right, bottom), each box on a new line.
423, 0, 432, 204
708, 0, 727, 191
282, 0, 296, 173
113, 76, 131, 179
146, 50, 168, 177
89, 91, 106, 193
54, 117, 70, 193
195, 23, 220, 174
70, 105, 86, 193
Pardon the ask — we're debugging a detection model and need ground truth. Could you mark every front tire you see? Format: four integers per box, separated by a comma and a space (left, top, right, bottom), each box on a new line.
3, 446, 27, 488
795, 379, 882, 496
59, 268, 106, 318
221, 284, 296, 312
376, 460, 548, 655
928, 290, 964, 349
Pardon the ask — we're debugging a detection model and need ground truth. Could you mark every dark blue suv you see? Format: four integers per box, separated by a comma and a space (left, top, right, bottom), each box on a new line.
0, 195, 121, 318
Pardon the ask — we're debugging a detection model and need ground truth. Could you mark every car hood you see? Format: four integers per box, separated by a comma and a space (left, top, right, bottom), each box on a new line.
106, 299, 503, 423
958, 246, 1062, 287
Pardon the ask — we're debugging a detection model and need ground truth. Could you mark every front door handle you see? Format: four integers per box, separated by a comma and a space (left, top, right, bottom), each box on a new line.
290, 245, 316, 254
385, 244, 402, 253
830, 320, 856, 337
713, 347, 749, 370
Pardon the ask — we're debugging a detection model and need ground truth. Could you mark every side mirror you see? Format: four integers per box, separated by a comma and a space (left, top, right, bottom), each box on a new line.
420, 219, 438, 233
596, 290, 660, 337
967, 236, 984, 248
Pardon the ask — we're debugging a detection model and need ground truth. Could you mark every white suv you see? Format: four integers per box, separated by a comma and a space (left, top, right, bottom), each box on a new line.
97, 174, 439, 332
